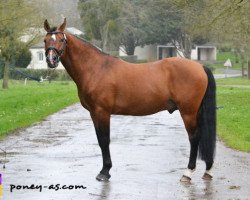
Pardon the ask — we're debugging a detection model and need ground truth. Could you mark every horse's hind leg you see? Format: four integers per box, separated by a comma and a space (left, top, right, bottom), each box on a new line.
180, 113, 200, 182
202, 160, 214, 180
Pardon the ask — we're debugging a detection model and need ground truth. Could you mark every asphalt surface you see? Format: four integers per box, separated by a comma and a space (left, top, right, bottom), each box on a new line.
0, 103, 250, 200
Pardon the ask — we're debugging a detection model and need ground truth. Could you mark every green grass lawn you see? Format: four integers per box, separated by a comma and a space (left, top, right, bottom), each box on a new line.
216, 77, 250, 86
217, 52, 236, 62
211, 51, 245, 70
216, 78, 250, 152
0, 80, 78, 137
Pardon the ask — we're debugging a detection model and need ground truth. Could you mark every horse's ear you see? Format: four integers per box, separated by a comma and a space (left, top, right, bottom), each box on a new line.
44, 19, 51, 32
58, 18, 66, 32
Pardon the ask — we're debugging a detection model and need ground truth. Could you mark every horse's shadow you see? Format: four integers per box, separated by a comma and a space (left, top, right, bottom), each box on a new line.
95, 181, 111, 200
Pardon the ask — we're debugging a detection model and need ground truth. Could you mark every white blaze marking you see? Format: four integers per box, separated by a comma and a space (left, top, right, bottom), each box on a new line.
51, 34, 56, 41
49, 51, 53, 61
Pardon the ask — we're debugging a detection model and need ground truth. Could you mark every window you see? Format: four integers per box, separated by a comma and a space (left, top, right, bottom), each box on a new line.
37, 52, 43, 61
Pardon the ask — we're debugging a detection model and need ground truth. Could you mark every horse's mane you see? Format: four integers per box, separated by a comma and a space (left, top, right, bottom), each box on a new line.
71, 34, 110, 56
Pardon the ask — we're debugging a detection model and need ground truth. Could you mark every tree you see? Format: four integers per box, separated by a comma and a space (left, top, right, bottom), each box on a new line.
117, 0, 147, 55
78, 0, 249, 60
119, 0, 188, 56
0, 27, 22, 89
174, 0, 250, 72
201, 0, 250, 76
0, 0, 43, 89
41, 0, 82, 29
78, 0, 121, 52
15, 45, 32, 68
167, 0, 210, 58
78, 0, 183, 56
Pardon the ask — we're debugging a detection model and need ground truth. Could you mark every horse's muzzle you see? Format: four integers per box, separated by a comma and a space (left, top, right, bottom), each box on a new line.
46, 50, 59, 68
46, 59, 59, 68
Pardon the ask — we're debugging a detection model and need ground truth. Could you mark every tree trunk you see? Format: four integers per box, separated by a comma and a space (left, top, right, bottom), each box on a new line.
101, 24, 109, 53
125, 45, 135, 56
102, 38, 108, 53
239, 53, 245, 77
183, 34, 192, 59
241, 62, 245, 77
125, 36, 136, 55
2, 61, 10, 89
248, 61, 250, 80
179, 34, 192, 59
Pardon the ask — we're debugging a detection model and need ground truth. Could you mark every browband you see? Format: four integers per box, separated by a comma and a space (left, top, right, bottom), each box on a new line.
46, 31, 67, 41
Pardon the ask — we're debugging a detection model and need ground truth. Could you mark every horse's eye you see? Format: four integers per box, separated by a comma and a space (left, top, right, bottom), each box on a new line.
60, 39, 64, 42
43, 39, 46, 43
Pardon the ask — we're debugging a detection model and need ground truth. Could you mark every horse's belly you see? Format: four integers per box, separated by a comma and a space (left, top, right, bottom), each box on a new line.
112, 95, 170, 116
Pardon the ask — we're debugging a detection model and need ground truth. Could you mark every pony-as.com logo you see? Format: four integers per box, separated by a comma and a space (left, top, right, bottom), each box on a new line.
0, 174, 2, 196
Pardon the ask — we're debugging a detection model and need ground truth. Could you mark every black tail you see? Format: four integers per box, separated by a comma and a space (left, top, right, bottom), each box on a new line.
197, 66, 216, 162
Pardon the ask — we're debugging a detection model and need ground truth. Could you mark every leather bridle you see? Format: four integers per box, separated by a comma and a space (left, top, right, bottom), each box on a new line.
45, 31, 67, 66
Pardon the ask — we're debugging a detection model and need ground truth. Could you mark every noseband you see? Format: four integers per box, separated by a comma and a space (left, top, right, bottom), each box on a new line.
45, 31, 67, 65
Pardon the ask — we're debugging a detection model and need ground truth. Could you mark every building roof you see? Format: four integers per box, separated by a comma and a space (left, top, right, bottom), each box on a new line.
194, 42, 216, 48
31, 42, 44, 49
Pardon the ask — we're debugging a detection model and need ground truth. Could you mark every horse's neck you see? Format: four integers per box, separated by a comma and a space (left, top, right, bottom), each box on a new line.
61, 34, 106, 85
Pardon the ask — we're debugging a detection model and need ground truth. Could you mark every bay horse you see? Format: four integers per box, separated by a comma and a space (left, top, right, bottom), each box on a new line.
43, 19, 216, 182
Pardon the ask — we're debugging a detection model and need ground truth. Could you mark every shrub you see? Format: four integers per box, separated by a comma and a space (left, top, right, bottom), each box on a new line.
15, 47, 32, 68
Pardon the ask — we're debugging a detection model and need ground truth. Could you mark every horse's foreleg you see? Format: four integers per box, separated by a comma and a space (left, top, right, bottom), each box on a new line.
180, 113, 199, 182
90, 108, 112, 181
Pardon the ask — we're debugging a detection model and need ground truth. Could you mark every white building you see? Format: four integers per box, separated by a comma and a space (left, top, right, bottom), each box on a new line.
119, 43, 216, 62
191, 44, 217, 61
27, 27, 84, 69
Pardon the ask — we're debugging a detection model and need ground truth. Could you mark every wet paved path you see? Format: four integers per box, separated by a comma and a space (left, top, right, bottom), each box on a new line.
0, 103, 250, 200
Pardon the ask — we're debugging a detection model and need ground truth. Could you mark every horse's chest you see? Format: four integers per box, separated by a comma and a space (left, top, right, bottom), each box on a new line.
78, 91, 93, 111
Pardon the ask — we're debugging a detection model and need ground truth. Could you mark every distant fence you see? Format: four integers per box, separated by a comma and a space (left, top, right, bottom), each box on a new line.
6, 68, 72, 81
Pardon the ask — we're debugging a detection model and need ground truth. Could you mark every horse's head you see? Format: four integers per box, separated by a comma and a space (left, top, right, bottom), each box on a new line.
44, 18, 67, 68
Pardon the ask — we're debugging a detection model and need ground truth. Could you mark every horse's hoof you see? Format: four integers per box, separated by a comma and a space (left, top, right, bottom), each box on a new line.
96, 173, 111, 182
180, 175, 191, 183
202, 172, 213, 180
